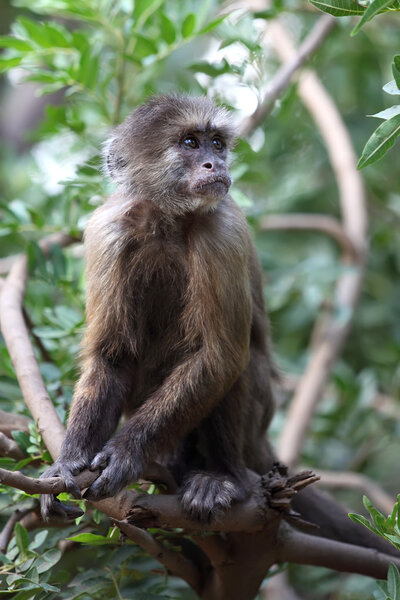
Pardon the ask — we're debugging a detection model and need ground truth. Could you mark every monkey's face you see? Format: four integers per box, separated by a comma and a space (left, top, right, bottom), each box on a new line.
105, 95, 237, 215
175, 129, 232, 210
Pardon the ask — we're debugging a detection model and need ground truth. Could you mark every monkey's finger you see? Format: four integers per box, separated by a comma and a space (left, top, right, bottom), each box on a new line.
90, 452, 109, 471
59, 467, 82, 500
83, 475, 110, 501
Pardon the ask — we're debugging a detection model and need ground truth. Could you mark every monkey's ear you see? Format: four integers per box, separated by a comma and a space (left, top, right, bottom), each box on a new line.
104, 138, 128, 182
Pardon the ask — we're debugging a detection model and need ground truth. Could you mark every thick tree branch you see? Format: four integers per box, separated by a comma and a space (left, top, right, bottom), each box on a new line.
277, 521, 400, 578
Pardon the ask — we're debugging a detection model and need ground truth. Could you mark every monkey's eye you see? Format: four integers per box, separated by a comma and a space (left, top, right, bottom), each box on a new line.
212, 137, 225, 151
183, 136, 199, 149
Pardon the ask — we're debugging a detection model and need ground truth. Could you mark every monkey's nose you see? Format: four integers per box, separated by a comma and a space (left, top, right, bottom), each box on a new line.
202, 162, 213, 170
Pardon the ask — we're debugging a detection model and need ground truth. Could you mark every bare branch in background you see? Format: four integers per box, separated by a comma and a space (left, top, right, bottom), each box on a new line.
240, 15, 336, 136
0, 507, 34, 554
0, 409, 30, 437
262, 19, 368, 469
0, 432, 25, 460
0, 234, 75, 459
316, 470, 395, 515
259, 214, 359, 262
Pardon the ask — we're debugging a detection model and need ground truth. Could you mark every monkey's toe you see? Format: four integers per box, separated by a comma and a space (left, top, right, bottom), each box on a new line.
180, 473, 247, 524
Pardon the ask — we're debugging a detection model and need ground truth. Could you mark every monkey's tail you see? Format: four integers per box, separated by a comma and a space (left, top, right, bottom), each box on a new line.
292, 486, 400, 558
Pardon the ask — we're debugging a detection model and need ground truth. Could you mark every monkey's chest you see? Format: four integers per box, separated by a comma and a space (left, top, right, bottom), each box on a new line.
129, 245, 187, 351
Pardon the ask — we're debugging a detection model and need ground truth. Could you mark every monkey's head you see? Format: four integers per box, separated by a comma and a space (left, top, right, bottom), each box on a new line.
105, 94, 237, 215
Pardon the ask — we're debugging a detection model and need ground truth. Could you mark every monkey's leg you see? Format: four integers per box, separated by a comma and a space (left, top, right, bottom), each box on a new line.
40, 354, 132, 520
179, 379, 249, 523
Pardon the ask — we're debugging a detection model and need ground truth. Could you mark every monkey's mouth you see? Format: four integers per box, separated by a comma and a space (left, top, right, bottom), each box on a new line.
192, 175, 231, 198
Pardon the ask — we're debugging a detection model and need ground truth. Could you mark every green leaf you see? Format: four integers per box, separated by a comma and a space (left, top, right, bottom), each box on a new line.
357, 114, 400, 169
29, 530, 48, 551
351, 0, 396, 35
393, 55, 400, 89
34, 548, 62, 573
27, 241, 48, 280
348, 512, 378, 534
78, 45, 99, 90
67, 532, 119, 545
160, 13, 176, 45
132, 34, 158, 59
0, 552, 12, 564
0, 36, 33, 51
363, 495, 386, 532
42, 22, 71, 47
388, 563, 400, 600
14, 523, 29, 557
0, 56, 23, 72
182, 13, 196, 38
198, 14, 229, 34
133, 0, 163, 29
370, 106, 400, 120
32, 326, 67, 339
383, 80, 400, 96
309, 0, 365, 16
16, 17, 52, 48
11, 431, 30, 452
384, 534, 400, 548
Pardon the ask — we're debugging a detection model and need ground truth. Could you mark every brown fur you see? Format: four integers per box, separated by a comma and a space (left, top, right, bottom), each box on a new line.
40, 95, 276, 522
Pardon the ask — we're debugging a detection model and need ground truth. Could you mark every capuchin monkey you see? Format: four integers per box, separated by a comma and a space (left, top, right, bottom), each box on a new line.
41, 94, 277, 523
39, 95, 400, 558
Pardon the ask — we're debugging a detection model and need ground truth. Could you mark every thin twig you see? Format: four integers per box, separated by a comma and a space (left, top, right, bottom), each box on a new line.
113, 519, 202, 594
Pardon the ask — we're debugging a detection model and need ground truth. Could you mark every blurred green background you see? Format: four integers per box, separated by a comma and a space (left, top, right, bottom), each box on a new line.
0, 0, 399, 598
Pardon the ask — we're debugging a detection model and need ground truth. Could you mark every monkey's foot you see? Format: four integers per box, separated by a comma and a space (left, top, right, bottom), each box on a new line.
179, 472, 247, 524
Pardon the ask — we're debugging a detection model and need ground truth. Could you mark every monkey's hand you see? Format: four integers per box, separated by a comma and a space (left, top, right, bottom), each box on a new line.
40, 456, 89, 521
83, 439, 144, 501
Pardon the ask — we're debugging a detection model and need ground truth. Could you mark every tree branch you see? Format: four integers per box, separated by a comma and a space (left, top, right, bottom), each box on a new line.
0, 432, 25, 460
240, 15, 336, 136
0, 507, 34, 554
265, 20, 368, 469
0, 234, 75, 459
277, 522, 400, 578
316, 470, 395, 515
259, 214, 359, 262
113, 519, 203, 594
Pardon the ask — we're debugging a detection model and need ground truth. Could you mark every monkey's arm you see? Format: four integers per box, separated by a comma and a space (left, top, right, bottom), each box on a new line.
40, 353, 132, 519
40, 211, 135, 519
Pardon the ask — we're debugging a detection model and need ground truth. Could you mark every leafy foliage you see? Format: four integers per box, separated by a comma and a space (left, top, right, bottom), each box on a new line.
309, 0, 400, 167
